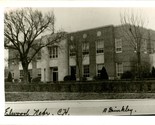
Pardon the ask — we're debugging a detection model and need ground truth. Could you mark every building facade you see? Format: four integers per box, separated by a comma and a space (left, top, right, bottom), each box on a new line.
8, 34, 69, 82
7, 25, 155, 82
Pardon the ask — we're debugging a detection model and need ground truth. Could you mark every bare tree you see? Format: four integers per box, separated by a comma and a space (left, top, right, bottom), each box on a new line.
69, 36, 89, 81
120, 10, 148, 78
4, 8, 65, 83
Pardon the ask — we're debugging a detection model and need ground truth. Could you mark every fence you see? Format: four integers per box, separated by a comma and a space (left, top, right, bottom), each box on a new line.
5, 80, 155, 93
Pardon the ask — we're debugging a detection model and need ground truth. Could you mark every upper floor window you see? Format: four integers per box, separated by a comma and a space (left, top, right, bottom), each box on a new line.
143, 40, 147, 53
83, 33, 87, 39
116, 63, 123, 77
48, 46, 58, 58
83, 65, 89, 77
96, 40, 104, 54
70, 36, 74, 41
69, 45, 76, 56
115, 39, 122, 53
97, 31, 102, 37
82, 42, 89, 55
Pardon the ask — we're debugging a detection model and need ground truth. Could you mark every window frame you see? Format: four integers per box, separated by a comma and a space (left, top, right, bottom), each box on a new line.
69, 45, 76, 57
48, 46, 58, 59
82, 42, 89, 55
116, 63, 123, 77
115, 38, 122, 53
20, 70, 23, 78
83, 65, 89, 77
96, 40, 104, 54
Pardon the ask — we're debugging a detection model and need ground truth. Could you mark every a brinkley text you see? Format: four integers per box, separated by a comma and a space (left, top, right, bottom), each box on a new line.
102, 105, 135, 115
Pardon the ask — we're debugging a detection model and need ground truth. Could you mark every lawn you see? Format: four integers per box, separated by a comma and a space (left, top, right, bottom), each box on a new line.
5, 92, 155, 102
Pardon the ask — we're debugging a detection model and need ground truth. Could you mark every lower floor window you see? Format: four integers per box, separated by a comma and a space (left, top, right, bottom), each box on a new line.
37, 68, 41, 77
116, 63, 123, 77
83, 65, 89, 77
97, 64, 104, 76
20, 70, 23, 78
20, 69, 32, 78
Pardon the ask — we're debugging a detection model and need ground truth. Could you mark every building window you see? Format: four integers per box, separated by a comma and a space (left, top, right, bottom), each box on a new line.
115, 39, 122, 53
20, 70, 32, 78
69, 45, 76, 56
143, 40, 147, 53
96, 40, 104, 54
153, 42, 155, 52
97, 64, 104, 76
20, 70, 23, 78
37, 50, 41, 60
82, 42, 89, 55
83, 33, 87, 39
70, 36, 74, 41
83, 65, 89, 77
12, 73, 14, 78
97, 31, 101, 37
48, 46, 58, 58
37, 68, 41, 77
51, 67, 58, 82
116, 63, 123, 77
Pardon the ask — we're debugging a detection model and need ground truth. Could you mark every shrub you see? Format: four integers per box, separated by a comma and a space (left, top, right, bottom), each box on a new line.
151, 67, 155, 78
64, 75, 76, 81
64, 75, 71, 81
121, 71, 133, 79
81, 77, 87, 82
14, 79, 19, 83
5, 78, 8, 82
93, 75, 101, 81
100, 67, 109, 80
141, 72, 150, 78
7, 72, 12, 82
31, 77, 41, 83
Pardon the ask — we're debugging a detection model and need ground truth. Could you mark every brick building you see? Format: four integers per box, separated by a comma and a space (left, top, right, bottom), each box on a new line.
7, 25, 155, 82
68, 25, 155, 80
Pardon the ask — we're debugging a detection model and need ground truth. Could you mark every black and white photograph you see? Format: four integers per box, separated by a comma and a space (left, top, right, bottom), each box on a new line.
4, 5, 155, 117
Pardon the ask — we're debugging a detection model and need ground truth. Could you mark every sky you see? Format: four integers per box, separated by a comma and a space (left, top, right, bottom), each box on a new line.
40, 7, 155, 32
4, 7, 155, 67
5, 7, 155, 32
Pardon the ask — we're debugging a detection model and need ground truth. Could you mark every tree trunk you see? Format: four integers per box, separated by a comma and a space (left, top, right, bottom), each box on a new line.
77, 61, 83, 81
137, 51, 141, 79
22, 62, 29, 83
78, 66, 82, 81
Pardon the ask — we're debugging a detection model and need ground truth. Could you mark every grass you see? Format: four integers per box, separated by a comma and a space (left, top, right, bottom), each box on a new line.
5, 92, 155, 102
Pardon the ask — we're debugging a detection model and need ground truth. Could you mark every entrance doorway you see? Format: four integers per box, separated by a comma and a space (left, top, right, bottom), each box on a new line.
70, 66, 76, 80
51, 67, 58, 82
